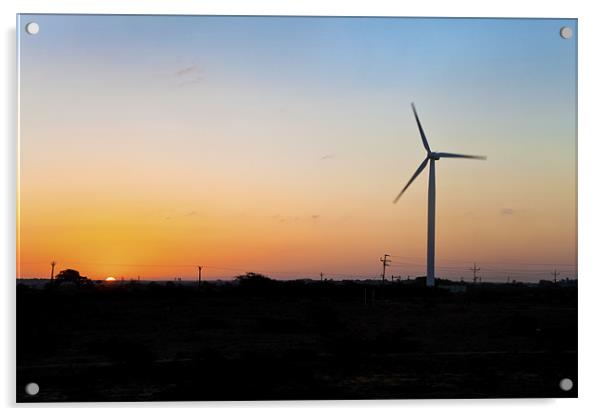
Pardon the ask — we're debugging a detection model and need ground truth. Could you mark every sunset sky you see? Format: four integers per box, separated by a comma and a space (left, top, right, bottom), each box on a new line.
18, 15, 577, 281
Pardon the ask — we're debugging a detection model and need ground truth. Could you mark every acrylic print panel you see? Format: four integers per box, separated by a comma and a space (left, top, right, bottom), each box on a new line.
16, 14, 577, 402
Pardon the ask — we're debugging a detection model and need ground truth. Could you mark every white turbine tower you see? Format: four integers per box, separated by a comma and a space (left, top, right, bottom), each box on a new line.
394, 103, 486, 287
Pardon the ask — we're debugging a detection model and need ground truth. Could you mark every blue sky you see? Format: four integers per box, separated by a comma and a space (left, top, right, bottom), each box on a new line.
18, 15, 577, 280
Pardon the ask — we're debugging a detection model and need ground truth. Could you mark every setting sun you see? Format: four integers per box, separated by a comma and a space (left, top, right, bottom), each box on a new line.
105, 277, 116, 282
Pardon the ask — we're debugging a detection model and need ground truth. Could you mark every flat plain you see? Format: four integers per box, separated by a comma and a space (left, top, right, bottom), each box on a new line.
16, 279, 577, 401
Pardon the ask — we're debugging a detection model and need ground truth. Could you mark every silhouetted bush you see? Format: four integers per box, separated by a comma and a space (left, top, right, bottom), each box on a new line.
233, 272, 278, 296
54, 269, 92, 286
235, 272, 274, 286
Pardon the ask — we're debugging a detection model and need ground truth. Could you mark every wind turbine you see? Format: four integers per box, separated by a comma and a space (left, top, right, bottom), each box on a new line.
393, 103, 486, 287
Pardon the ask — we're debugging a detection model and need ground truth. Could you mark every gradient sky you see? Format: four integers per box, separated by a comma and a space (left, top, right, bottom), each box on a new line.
18, 15, 577, 281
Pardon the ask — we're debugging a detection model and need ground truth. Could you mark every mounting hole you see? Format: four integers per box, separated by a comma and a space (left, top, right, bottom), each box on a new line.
25, 382, 39, 396
559, 26, 573, 39
559, 378, 573, 391
25, 22, 40, 35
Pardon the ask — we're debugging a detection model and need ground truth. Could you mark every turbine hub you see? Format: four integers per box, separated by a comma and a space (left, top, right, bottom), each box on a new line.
429, 152, 440, 160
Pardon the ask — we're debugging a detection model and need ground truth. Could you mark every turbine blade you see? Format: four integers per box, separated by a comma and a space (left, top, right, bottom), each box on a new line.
393, 157, 429, 203
411, 103, 431, 154
437, 152, 487, 160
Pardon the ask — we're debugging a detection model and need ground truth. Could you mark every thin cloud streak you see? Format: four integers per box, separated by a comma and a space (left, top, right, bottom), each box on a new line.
174, 65, 199, 77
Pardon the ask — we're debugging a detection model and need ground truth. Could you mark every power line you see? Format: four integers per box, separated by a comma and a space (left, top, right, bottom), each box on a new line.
551, 269, 560, 283
469, 263, 481, 283
19, 257, 576, 282
388, 254, 576, 268
22, 257, 577, 272
387, 261, 574, 275
380, 254, 391, 283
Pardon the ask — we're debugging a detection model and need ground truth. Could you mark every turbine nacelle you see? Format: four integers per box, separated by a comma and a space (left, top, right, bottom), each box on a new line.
428, 151, 486, 161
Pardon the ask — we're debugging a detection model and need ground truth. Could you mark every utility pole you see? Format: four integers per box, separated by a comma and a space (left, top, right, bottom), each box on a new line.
551, 269, 559, 283
50, 261, 56, 281
380, 254, 391, 283
198, 266, 203, 290
469, 262, 480, 284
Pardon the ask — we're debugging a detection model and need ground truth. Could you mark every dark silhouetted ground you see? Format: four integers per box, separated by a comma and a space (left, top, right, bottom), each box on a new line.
16, 279, 577, 402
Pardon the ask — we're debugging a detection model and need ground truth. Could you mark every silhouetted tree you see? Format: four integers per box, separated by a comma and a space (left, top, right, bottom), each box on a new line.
235, 272, 274, 287
54, 269, 91, 286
